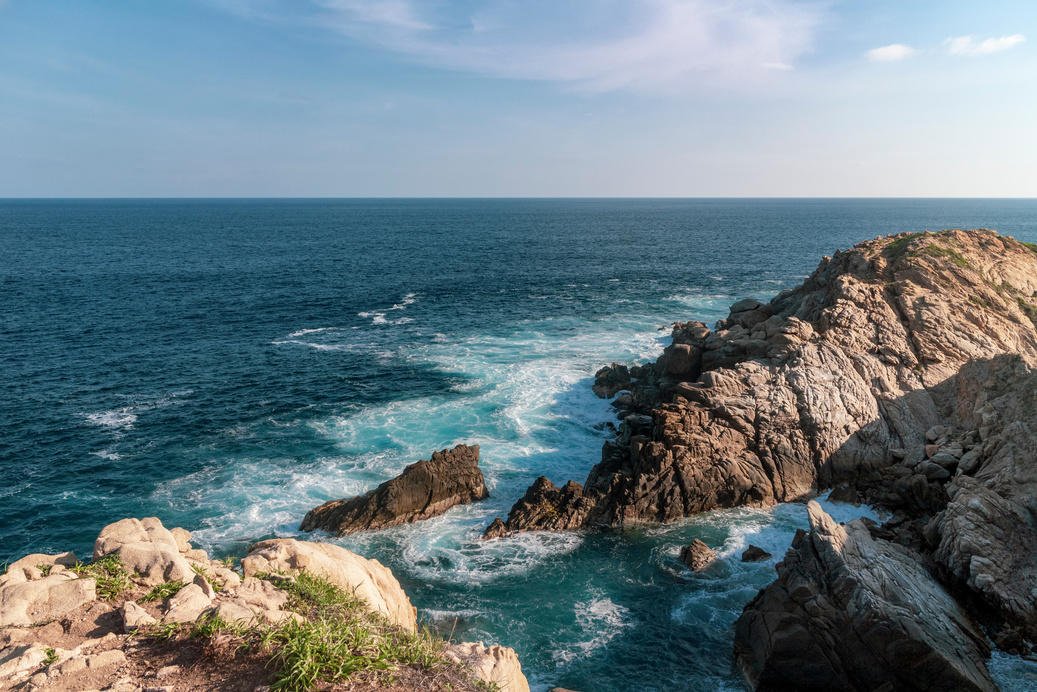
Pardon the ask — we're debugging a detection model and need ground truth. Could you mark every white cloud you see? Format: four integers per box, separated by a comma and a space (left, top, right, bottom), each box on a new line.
222, 0, 826, 92
945, 34, 1026, 56
866, 44, 917, 62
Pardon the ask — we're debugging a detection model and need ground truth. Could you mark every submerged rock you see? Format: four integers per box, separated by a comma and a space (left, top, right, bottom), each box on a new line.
301, 444, 489, 536
679, 540, 716, 571
734, 502, 997, 692
489, 230, 1037, 536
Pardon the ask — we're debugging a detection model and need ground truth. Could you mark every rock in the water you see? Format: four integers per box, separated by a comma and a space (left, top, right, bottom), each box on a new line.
592, 363, 631, 399
242, 539, 418, 632
490, 230, 1037, 536
301, 444, 489, 536
740, 545, 772, 562
733, 502, 997, 692
679, 540, 716, 571
483, 478, 594, 539
444, 642, 530, 692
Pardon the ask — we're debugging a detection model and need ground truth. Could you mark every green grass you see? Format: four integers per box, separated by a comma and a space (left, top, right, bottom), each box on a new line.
969, 296, 991, 310
139, 580, 185, 603
36, 564, 53, 577
69, 554, 134, 601
258, 572, 450, 692
191, 564, 223, 592
884, 232, 923, 260
43, 648, 57, 665
1022, 241, 1037, 256
914, 244, 971, 268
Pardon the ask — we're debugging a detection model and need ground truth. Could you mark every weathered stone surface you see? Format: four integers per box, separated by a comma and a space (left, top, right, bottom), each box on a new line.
93, 517, 196, 586
741, 545, 772, 562
491, 230, 1037, 535
301, 444, 489, 536
734, 502, 997, 692
444, 642, 531, 692
120, 601, 156, 633
0, 572, 96, 627
242, 539, 418, 632
925, 355, 1037, 638
163, 583, 212, 623
679, 540, 716, 571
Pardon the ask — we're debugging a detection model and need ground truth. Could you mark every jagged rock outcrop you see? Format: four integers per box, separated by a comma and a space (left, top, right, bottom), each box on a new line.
302, 444, 489, 536
741, 545, 772, 562
734, 502, 998, 692
488, 230, 1037, 536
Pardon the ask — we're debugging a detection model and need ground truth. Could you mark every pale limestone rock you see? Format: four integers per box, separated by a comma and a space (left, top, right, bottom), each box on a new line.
445, 642, 530, 692
170, 527, 193, 554
234, 577, 288, 613
0, 643, 48, 682
93, 518, 195, 586
163, 583, 212, 623
0, 573, 96, 627
242, 539, 417, 632
121, 601, 156, 633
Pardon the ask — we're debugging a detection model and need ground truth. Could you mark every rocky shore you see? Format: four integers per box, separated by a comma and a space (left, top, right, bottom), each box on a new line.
0, 517, 529, 692
485, 229, 1037, 690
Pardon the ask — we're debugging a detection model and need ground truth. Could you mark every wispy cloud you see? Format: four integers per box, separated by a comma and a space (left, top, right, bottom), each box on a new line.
220, 0, 826, 92
945, 34, 1026, 56
866, 44, 916, 62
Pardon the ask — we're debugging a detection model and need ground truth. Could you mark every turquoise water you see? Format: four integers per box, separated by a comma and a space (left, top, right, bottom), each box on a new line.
3, 199, 1037, 690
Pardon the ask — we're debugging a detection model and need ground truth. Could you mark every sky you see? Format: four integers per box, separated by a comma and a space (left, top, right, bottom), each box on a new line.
0, 0, 1035, 197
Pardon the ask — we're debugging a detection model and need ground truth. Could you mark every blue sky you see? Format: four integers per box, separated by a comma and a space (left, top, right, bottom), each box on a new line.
0, 0, 1034, 196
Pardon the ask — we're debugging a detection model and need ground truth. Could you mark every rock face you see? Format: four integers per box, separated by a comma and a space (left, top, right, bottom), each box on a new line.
741, 545, 772, 562
445, 642, 531, 692
488, 230, 1037, 536
242, 538, 419, 633
301, 444, 489, 536
93, 517, 197, 586
734, 502, 998, 692
679, 540, 716, 571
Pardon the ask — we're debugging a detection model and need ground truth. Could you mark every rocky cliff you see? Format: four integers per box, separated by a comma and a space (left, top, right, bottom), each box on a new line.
486, 230, 1037, 537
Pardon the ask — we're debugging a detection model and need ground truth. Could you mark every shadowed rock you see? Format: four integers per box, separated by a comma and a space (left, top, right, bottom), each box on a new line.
302, 444, 489, 536
679, 540, 716, 571
734, 502, 998, 692
740, 545, 772, 562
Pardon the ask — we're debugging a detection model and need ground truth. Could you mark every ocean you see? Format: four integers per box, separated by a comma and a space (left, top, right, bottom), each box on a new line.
3, 198, 1037, 690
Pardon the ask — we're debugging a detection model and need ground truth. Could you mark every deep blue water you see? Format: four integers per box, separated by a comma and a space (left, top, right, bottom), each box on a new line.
3, 199, 1037, 691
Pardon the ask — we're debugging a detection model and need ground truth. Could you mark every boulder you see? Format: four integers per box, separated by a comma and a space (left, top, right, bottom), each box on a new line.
679, 540, 716, 571
444, 642, 530, 692
733, 502, 997, 692
0, 572, 96, 627
592, 363, 631, 399
241, 539, 417, 632
740, 545, 772, 563
162, 583, 212, 623
120, 601, 156, 633
301, 444, 489, 536
93, 518, 196, 586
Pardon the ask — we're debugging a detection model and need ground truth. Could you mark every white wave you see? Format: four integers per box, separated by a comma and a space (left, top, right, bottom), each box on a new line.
85, 408, 137, 429
553, 594, 632, 664
271, 339, 351, 351
91, 449, 122, 461
423, 608, 483, 621
389, 293, 418, 310
287, 327, 339, 338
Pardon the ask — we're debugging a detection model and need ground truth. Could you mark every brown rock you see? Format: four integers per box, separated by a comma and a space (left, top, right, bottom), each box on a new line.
301, 444, 489, 536
592, 363, 631, 399
679, 540, 716, 571
734, 502, 997, 692
740, 545, 772, 562
489, 230, 1037, 536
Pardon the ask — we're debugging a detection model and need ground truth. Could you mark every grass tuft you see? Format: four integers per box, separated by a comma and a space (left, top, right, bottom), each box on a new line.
36, 564, 53, 577
192, 564, 224, 592
1021, 241, 1037, 256
69, 554, 133, 601
139, 580, 185, 603
1018, 297, 1037, 328
43, 647, 57, 665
